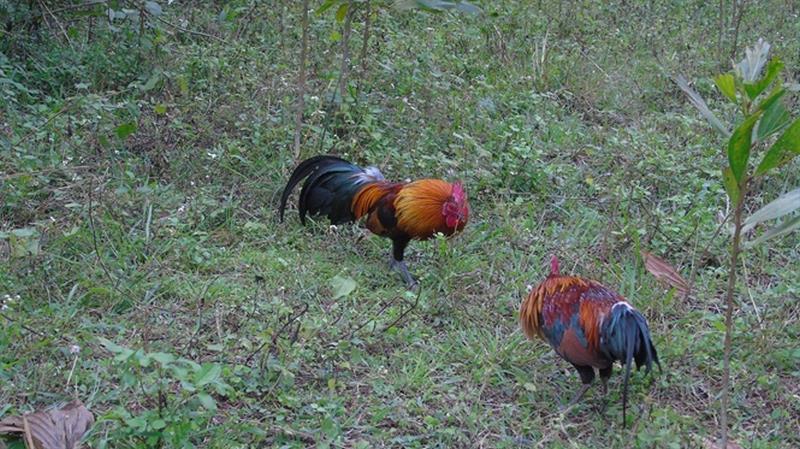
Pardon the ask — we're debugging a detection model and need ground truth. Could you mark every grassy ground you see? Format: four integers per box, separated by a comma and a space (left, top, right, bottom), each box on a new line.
1, 1, 799, 448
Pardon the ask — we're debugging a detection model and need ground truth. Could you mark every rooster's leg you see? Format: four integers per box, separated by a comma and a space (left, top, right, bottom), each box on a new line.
390, 259, 418, 288
389, 235, 417, 288
599, 366, 612, 396
562, 365, 595, 412
598, 366, 613, 412
564, 383, 592, 409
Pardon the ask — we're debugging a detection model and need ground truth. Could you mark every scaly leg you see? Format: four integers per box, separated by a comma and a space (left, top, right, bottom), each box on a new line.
561, 364, 595, 413
599, 366, 612, 397
564, 383, 592, 409
389, 236, 416, 289
389, 258, 418, 288
598, 366, 613, 413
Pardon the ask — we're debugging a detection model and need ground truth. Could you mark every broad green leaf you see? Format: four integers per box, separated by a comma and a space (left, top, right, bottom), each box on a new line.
137, 353, 152, 367
742, 187, 800, 233
114, 348, 136, 362
10, 228, 37, 238
142, 73, 161, 91
714, 74, 737, 102
194, 363, 222, 386
115, 122, 137, 139
335, 3, 349, 22
674, 75, 730, 137
745, 215, 800, 248
150, 419, 167, 430
756, 118, 800, 175
744, 57, 783, 100
727, 111, 762, 183
330, 275, 356, 299
757, 98, 790, 140
149, 352, 176, 364
196, 393, 217, 411
154, 103, 167, 115
754, 86, 785, 113
98, 336, 125, 354
722, 166, 740, 204
317, 0, 338, 14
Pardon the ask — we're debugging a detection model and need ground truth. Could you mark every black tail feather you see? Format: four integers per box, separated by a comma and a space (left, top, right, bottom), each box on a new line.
279, 155, 348, 222
279, 155, 370, 225
601, 303, 660, 428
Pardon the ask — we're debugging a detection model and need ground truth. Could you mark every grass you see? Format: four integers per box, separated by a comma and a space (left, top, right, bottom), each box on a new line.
1, 1, 799, 448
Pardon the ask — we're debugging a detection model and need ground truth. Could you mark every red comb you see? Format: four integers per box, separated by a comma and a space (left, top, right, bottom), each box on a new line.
451, 181, 465, 202
550, 255, 560, 275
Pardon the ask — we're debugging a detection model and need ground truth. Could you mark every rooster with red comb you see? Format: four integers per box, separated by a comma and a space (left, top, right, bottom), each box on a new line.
279, 155, 469, 287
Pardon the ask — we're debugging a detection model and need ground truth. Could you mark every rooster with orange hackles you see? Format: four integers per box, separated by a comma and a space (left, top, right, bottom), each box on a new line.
279, 155, 469, 287
520, 255, 660, 426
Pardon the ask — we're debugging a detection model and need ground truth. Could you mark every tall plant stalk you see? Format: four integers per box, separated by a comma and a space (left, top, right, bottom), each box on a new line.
293, 0, 310, 160
337, 0, 355, 102
719, 181, 745, 448
678, 39, 800, 447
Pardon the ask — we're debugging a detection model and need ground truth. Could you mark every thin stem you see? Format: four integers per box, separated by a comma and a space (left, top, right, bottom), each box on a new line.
293, 0, 310, 160
720, 178, 747, 447
338, 0, 355, 102
717, 0, 724, 67
359, 0, 372, 78
729, 0, 747, 62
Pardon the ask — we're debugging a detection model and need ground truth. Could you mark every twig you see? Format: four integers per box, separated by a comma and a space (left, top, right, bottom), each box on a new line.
49, 1, 108, 15
380, 287, 422, 333
37, 0, 73, 48
181, 275, 222, 353
346, 295, 401, 338
740, 256, 762, 325
149, 9, 227, 43
687, 209, 732, 294
0, 165, 94, 181
245, 302, 309, 364
87, 178, 117, 287
13, 102, 74, 147
0, 312, 46, 337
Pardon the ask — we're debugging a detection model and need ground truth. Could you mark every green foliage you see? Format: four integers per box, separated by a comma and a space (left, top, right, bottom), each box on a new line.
94, 337, 232, 448
1, 2, 799, 449
680, 38, 800, 446
686, 40, 800, 246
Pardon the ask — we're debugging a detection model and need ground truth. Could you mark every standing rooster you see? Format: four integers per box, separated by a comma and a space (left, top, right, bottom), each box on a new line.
279, 155, 469, 287
519, 255, 660, 426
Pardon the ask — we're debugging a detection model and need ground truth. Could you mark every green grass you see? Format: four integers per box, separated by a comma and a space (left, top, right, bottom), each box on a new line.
1, 1, 799, 448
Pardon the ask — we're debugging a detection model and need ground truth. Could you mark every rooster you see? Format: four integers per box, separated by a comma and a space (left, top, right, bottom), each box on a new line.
278, 155, 469, 287
519, 255, 660, 426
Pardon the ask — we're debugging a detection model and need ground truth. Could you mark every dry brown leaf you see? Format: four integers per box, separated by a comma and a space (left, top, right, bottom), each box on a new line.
641, 250, 690, 296
0, 401, 93, 449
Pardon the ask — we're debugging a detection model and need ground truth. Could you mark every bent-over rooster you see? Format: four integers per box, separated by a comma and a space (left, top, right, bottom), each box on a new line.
279, 155, 469, 287
519, 255, 660, 426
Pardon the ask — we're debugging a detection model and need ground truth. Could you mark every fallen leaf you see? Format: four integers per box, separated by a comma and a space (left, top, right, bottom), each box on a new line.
641, 251, 690, 296
330, 275, 356, 299
0, 401, 94, 449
